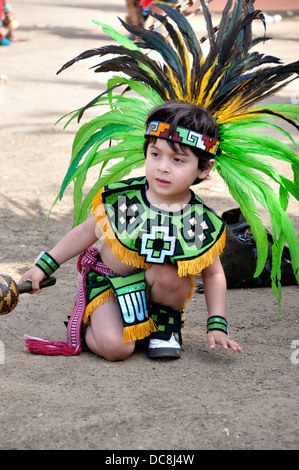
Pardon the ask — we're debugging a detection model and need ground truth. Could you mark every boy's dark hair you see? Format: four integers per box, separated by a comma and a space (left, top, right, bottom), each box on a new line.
144, 101, 220, 184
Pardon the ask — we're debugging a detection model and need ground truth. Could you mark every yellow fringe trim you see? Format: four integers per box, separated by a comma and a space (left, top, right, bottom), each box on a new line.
177, 227, 226, 277
123, 317, 158, 343
92, 189, 150, 270
83, 288, 115, 326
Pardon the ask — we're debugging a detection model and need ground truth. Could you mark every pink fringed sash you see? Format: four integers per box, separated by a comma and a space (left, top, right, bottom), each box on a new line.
24, 245, 114, 356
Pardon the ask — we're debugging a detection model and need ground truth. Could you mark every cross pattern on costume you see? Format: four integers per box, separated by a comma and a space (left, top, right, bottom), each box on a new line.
140, 226, 176, 263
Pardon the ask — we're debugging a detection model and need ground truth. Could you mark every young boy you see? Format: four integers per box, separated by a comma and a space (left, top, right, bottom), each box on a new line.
21, 101, 243, 360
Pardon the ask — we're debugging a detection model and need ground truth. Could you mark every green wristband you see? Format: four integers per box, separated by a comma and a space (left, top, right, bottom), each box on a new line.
207, 316, 228, 335
35, 252, 60, 277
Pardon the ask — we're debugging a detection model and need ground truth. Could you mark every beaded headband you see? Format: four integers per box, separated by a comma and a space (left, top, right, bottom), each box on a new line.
145, 121, 220, 156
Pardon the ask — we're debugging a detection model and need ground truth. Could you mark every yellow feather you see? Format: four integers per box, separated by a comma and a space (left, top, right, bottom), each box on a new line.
166, 65, 184, 100
215, 80, 253, 123
199, 68, 227, 109
196, 58, 217, 105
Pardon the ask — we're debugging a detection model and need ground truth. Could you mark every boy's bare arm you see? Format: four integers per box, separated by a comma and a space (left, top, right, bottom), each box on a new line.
20, 215, 99, 292
49, 215, 98, 265
201, 258, 243, 353
201, 257, 226, 317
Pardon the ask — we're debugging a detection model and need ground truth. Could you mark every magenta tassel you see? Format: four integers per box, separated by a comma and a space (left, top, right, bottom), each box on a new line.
24, 335, 80, 356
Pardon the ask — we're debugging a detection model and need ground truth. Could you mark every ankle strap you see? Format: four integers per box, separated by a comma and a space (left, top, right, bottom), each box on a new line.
148, 303, 183, 344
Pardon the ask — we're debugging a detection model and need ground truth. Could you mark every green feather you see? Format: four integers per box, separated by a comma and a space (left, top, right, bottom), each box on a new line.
216, 155, 299, 302
92, 19, 143, 53
74, 150, 145, 226
216, 157, 269, 276
107, 76, 164, 108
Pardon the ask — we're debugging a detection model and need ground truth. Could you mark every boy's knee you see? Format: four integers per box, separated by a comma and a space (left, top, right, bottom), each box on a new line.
86, 326, 135, 361
104, 342, 135, 362
97, 336, 135, 362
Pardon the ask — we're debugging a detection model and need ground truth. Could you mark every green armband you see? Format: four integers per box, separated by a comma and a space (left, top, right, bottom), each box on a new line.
207, 316, 228, 335
35, 252, 60, 277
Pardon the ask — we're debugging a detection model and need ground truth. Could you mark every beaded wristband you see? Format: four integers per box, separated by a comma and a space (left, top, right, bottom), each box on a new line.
207, 316, 228, 335
35, 251, 60, 277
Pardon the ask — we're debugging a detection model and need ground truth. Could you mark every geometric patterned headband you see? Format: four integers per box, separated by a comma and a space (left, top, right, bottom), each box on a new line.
145, 121, 220, 156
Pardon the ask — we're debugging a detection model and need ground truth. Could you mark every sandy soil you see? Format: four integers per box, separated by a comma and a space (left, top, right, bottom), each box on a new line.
0, 0, 298, 451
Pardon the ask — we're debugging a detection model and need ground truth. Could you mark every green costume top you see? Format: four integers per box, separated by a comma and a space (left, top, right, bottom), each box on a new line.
92, 176, 226, 276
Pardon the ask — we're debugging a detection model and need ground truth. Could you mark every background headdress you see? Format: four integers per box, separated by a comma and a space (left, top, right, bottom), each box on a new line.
55, 0, 299, 309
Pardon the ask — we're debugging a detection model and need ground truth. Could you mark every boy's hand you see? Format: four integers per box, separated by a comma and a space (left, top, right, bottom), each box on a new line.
19, 267, 46, 294
207, 331, 243, 353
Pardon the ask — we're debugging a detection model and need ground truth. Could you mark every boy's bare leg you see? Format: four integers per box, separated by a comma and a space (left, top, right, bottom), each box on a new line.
145, 263, 190, 309
85, 264, 189, 360
85, 300, 135, 361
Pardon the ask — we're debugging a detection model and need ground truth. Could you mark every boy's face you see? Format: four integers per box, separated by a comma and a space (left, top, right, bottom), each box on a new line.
145, 138, 214, 207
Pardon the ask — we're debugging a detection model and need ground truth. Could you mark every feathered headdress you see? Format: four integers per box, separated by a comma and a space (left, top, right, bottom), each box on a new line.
55, 0, 299, 309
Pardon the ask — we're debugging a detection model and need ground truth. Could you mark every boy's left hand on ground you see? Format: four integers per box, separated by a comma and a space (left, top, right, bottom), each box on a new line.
207, 331, 243, 353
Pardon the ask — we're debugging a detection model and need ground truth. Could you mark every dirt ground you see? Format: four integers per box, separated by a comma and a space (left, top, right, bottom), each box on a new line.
0, 0, 298, 451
